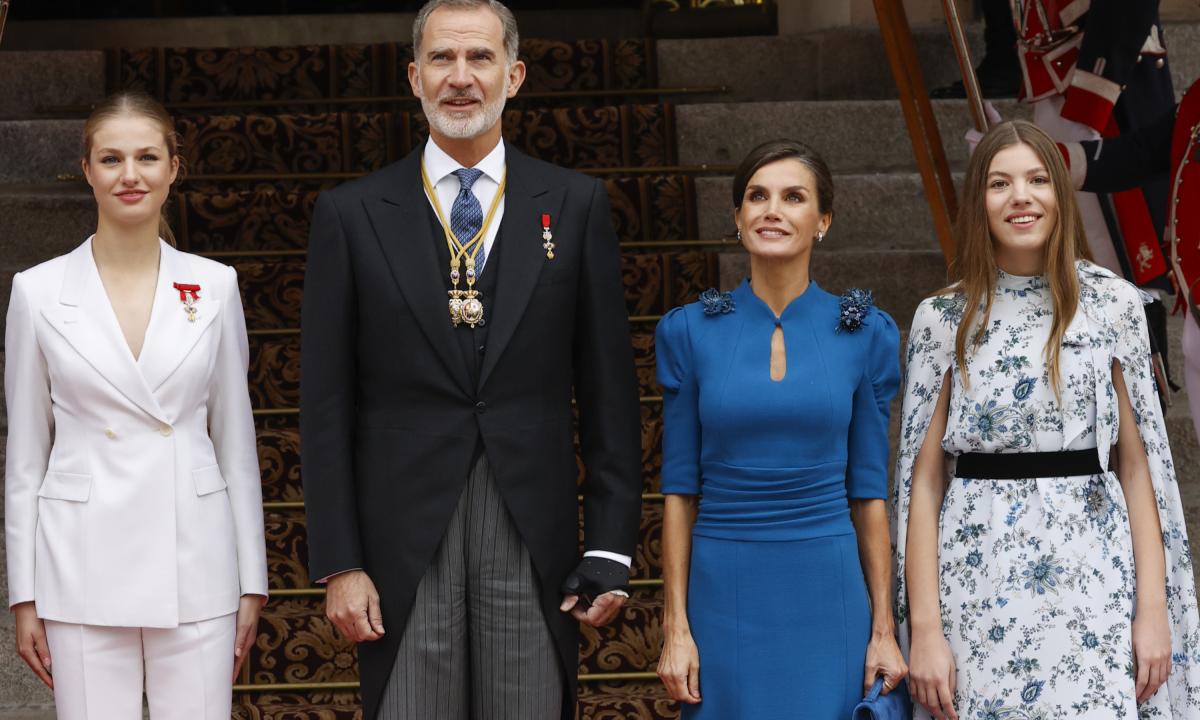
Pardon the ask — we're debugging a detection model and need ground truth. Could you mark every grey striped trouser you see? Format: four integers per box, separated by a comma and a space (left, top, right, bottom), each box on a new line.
380, 454, 563, 719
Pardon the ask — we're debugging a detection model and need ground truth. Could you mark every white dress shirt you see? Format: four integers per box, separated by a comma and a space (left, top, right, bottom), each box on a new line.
422, 137, 506, 266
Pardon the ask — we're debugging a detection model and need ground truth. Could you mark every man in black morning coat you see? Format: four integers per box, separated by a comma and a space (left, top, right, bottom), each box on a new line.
299, 1, 642, 717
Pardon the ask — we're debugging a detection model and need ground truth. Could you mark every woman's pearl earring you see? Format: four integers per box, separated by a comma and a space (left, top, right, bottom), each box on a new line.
736, 228, 742, 241
816, 231, 825, 243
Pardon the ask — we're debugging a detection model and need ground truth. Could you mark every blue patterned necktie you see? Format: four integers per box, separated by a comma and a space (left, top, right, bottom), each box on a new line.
451, 168, 487, 275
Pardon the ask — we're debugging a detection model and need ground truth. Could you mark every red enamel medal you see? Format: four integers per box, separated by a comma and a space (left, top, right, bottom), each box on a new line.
172, 282, 201, 323
541, 213, 555, 260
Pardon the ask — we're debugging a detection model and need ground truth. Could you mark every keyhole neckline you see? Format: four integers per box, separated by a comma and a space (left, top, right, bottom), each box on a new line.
740, 277, 821, 323
769, 324, 787, 382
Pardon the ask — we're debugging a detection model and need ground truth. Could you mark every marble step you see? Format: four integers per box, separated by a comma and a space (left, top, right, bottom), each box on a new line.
0, 97, 1013, 186
0, 185, 95, 267
655, 25, 970, 103
0, 51, 105, 120
21, 87, 1195, 186
658, 22, 1200, 104
3, 23, 1196, 120
0, 119, 84, 185
677, 98, 1033, 172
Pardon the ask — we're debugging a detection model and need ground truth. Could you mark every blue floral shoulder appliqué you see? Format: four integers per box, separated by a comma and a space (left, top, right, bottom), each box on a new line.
699, 287, 735, 316
836, 288, 874, 333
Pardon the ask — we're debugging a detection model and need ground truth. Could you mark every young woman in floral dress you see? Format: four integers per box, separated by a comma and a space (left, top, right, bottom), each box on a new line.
895, 120, 1200, 720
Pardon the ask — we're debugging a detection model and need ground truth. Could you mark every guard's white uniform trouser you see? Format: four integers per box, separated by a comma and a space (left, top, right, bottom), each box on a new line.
43, 613, 236, 720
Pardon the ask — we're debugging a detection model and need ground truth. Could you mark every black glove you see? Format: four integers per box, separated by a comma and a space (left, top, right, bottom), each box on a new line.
559, 557, 630, 606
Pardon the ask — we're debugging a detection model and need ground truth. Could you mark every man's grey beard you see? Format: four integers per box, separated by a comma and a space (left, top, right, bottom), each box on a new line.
420, 76, 510, 140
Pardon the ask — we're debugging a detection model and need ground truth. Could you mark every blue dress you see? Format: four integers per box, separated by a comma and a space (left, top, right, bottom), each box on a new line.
656, 279, 900, 719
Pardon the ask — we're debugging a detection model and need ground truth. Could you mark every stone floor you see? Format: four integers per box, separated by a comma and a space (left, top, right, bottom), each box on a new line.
0, 711, 55, 720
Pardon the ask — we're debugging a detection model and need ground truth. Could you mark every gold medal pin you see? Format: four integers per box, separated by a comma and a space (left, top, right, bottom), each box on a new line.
541, 213, 555, 260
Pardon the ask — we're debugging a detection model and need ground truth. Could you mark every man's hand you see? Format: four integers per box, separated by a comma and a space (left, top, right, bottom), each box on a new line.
325, 570, 385, 642
964, 101, 1005, 153
559, 556, 631, 627
560, 591, 627, 627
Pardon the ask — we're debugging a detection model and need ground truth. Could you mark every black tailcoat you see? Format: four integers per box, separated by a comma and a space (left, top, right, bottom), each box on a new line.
300, 142, 643, 719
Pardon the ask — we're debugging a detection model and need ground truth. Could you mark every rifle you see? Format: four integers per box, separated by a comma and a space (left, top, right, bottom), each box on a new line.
941, 0, 990, 132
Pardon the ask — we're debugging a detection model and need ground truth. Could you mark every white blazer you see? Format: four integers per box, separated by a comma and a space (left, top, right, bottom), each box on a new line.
4, 237, 268, 628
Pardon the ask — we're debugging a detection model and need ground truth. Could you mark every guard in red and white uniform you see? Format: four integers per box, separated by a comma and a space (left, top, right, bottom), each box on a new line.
1060, 78, 1200, 447
1014, 0, 1175, 289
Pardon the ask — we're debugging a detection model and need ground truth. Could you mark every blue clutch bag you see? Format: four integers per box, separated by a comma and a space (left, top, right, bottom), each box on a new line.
852, 677, 913, 720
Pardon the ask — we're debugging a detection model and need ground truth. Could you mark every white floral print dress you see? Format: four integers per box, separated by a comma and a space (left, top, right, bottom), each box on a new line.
892, 262, 1200, 719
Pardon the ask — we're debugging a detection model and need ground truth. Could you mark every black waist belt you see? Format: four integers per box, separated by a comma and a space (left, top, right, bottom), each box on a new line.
955, 449, 1102, 480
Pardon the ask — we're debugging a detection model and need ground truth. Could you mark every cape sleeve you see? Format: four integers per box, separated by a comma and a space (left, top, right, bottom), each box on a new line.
891, 294, 958, 655
656, 306, 701, 495
1107, 279, 1200, 711
845, 308, 901, 500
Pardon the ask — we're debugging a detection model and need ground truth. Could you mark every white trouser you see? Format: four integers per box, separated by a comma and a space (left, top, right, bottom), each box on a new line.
1185, 308, 1200, 453
43, 613, 236, 720
1033, 96, 1125, 276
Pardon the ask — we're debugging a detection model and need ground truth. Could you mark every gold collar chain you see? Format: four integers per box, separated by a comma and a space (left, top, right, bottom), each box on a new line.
420, 162, 507, 328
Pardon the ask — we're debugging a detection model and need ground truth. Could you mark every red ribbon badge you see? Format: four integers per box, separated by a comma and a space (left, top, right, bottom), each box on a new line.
540, 213, 555, 260
173, 283, 201, 302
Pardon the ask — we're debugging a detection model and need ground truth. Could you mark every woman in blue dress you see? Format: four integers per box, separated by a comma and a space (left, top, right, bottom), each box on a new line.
655, 139, 908, 718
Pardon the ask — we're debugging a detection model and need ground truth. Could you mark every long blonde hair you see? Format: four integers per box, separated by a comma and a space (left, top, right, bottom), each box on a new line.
81, 92, 184, 247
944, 120, 1091, 394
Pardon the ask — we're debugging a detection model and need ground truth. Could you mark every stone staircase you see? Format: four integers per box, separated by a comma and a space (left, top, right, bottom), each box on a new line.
2, 19, 1200, 720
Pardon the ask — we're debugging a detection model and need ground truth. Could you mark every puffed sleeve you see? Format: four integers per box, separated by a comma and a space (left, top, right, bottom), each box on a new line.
656, 306, 701, 495
845, 308, 901, 499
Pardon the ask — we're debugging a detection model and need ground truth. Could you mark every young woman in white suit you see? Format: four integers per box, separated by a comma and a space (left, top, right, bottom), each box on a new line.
4, 92, 268, 719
